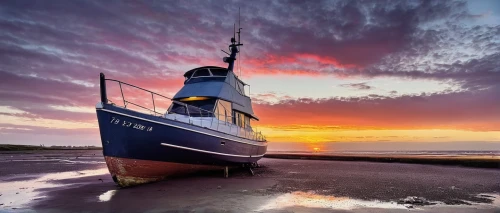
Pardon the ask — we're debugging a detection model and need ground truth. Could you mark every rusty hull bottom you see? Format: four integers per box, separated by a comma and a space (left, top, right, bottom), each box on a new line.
104, 156, 224, 187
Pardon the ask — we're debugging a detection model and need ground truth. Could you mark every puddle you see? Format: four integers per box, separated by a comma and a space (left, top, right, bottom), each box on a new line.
479, 193, 500, 205
472, 194, 500, 207
98, 190, 117, 202
0, 159, 60, 162
0, 168, 109, 209
258, 191, 408, 211
59, 160, 106, 164
258, 191, 500, 212
1, 159, 105, 164
420, 194, 500, 213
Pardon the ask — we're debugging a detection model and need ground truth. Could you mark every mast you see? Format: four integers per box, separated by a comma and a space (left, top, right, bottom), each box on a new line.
223, 14, 242, 72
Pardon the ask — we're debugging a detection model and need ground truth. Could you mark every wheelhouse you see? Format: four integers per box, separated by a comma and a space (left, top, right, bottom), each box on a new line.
168, 97, 255, 129
169, 66, 256, 130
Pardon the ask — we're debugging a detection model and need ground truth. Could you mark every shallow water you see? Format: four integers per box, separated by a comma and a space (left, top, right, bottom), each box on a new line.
0, 151, 499, 213
258, 191, 408, 211
258, 191, 500, 212
268, 150, 500, 156
0, 168, 109, 209
98, 190, 117, 202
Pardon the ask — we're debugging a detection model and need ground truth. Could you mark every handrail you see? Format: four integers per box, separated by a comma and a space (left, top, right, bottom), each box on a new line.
124, 100, 163, 116
100, 73, 266, 142
106, 78, 218, 116
105, 79, 172, 100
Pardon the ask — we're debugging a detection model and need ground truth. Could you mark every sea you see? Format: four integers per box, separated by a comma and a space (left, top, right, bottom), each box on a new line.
267, 150, 500, 157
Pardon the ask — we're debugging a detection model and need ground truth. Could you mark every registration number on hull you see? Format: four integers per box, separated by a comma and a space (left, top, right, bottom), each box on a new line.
110, 117, 153, 132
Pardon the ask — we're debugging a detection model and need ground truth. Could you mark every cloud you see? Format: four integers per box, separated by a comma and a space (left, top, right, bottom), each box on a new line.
340, 82, 373, 90
1, 0, 492, 79
0, 64, 183, 121
0, 123, 97, 135
254, 85, 500, 131
251, 92, 293, 104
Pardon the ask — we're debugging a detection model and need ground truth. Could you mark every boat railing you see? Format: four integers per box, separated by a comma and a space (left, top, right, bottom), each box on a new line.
100, 73, 266, 142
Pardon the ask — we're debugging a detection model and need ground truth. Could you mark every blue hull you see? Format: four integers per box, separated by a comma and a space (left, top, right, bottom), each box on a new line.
96, 104, 267, 166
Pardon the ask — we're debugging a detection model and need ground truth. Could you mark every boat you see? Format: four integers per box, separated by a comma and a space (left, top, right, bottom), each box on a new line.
95, 26, 267, 187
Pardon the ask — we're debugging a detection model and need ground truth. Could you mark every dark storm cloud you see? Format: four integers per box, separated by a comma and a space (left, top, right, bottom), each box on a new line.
356, 51, 500, 90
0, 0, 485, 79
246, 0, 470, 66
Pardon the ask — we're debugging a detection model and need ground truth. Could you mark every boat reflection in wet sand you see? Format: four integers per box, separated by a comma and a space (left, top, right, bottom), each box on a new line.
96, 28, 267, 187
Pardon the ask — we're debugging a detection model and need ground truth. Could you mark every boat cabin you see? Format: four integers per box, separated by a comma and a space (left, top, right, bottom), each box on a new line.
168, 66, 257, 130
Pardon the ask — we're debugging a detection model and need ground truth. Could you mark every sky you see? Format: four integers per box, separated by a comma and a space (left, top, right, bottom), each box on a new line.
0, 0, 499, 151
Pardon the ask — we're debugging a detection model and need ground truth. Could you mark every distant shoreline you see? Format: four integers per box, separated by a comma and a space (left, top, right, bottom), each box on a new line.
264, 153, 500, 169
0, 144, 102, 151
1, 145, 498, 168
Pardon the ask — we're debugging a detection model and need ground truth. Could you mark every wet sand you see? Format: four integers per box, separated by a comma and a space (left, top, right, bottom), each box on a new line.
0, 150, 499, 213
265, 152, 500, 168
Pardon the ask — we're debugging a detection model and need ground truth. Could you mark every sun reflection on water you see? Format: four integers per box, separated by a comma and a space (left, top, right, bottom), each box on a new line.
258, 191, 408, 211
98, 190, 117, 202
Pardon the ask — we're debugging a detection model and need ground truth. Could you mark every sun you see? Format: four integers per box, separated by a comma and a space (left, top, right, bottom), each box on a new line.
313, 147, 320, 152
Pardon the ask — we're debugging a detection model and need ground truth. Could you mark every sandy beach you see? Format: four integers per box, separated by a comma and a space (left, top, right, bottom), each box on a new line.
0, 150, 499, 213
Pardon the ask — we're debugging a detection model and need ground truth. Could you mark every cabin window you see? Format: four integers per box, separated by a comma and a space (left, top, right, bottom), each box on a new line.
236, 80, 245, 95
183, 99, 215, 110
210, 69, 228, 76
169, 103, 188, 115
238, 112, 244, 127
186, 77, 225, 84
214, 99, 232, 122
245, 116, 251, 129
186, 99, 216, 117
169, 99, 216, 117
192, 69, 210, 77
232, 111, 250, 129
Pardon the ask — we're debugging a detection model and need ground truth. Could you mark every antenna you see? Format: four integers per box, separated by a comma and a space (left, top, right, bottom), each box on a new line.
238, 7, 241, 44
238, 7, 242, 77
221, 49, 230, 55
224, 8, 243, 73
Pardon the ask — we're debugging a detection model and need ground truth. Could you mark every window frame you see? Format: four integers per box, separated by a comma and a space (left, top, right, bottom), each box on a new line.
186, 68, 228, 83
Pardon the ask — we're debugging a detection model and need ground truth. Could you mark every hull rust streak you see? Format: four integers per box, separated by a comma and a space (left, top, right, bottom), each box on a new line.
105, 156, 223, 187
